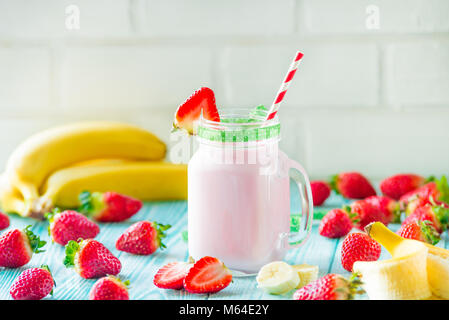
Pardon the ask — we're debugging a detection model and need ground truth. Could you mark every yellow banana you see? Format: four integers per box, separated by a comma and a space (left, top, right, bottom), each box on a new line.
4, 121, 166, 216
36, 160, 187, 215
353, 243, 430, 300
365, 222, 449, 300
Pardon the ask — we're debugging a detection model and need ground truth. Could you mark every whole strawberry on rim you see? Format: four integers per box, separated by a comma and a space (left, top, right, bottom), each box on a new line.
173, 87, 220, 135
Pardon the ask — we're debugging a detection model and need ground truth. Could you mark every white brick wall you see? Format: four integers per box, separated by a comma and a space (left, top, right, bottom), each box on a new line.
0, 0, 448, 180
0, 0, 131, 38
142, 0, 296, 36
60, 46, 213, 111
302, 0, 449, 34
0, 47, 51, 113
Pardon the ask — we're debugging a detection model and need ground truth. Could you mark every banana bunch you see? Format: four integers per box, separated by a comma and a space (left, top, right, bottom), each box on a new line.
354, 222, 449, 300
0, 121, 187, 218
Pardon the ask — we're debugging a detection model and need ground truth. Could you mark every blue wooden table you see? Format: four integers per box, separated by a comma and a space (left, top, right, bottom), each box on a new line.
0, 192, 447, 300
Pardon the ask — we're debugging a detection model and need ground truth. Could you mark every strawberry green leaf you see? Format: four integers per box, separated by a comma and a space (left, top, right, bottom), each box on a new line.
23, 225, 46, 254
436, 175, 449, 205
433, 204, 449, 229
153, 222, 172, 250
329, 174, 340, 194
45, 207, 61, 236
41, 264, 57, 289
79, 191, 94, 214
420, 220, 440, 245
64, 240, 80, 268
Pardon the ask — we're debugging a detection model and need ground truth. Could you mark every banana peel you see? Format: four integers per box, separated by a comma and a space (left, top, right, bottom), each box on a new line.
365, 222, 449, 300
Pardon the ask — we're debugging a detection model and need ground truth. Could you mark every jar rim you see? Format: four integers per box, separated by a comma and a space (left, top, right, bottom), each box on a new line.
198, 108, 280, 143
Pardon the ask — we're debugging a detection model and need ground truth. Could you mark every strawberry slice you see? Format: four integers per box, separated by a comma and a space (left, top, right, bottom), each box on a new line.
173, 87, 220, 135
183, 256, 232, 294
153, 262, 193, 290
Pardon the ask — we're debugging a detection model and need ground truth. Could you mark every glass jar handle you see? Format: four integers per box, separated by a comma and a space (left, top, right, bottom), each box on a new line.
283, 153, 313, 249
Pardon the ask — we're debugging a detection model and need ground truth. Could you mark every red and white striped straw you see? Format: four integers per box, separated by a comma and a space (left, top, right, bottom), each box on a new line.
265, 51, 304, 120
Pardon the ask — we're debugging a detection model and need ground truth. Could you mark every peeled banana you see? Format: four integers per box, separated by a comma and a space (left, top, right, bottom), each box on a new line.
353, 243, 431, 300
256, 261, 300, 295
292, 264, 319, 289
362, 222, 449, 300
2, 121, 167, 217
426, 245, 449, 299
38, 159, 187, 213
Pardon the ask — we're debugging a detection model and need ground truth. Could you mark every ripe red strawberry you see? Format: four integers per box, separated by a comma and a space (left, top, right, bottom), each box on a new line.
0, 225, 46, 268
0, 211, 9, 230
341, 232, 381, 272
64, 239, 121, 279
380, 174, 426, 200
311, 181, 331, 206
183, 256, 232, 294
116, 221, 171, 255
293, 273, 364, 300
154, 261, 193, 290
348, 200, 385, 230
173, 87, 220, 135
45, 209, 100, 246
318, 209, 354, 238
397, 220, 440, 245
400, 176, 449, 207
405, 196, 449, 216
402, 203, 449, 233
89, 276, 130, 300
10, 265, 55, 300
364, 195, 400, 224
79, 191, 142, 222
330, 172, 376, 199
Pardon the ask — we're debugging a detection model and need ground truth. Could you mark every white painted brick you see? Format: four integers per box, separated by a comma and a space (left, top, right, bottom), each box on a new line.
60, 46, 212, 110
221, 44, 378, 108
143, 0, 295, 36
0, 0, 131, 38
303, 112, 449, 180
387, 41, 449, 107
0, 48, 51, 112
302, 0, 449, 34
0, 119, 63, 170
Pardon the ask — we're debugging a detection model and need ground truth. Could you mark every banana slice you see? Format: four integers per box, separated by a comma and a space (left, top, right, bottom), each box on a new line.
292, 264, 319, 289
256, 261, 300, 295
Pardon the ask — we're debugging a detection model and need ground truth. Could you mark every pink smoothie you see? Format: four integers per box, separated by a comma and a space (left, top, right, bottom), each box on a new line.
188, 142, 291, 273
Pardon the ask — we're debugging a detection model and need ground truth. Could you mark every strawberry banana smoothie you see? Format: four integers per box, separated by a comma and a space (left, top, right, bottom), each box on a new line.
188, 109, 313, 274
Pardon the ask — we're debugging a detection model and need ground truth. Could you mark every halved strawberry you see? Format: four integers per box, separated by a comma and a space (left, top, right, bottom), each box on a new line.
153, 261, 193, 290
173, 87, 220, 135
183, 256, 232, 294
